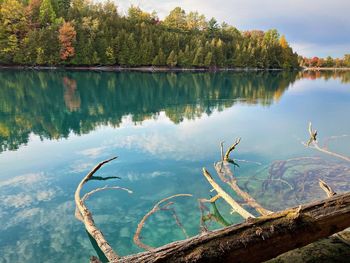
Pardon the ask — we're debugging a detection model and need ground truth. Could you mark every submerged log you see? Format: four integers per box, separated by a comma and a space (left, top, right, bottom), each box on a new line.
119, 191, 350, 263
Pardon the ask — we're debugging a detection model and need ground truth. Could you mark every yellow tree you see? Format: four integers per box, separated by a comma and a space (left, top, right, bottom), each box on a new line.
279, 35, 289, 49
0, 0, 27, 62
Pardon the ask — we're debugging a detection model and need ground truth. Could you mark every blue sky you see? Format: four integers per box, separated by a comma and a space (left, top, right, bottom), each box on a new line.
113, 0, 350, 58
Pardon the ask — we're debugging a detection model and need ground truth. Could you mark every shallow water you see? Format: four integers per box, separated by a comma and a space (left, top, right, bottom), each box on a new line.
0, 70, 349, 262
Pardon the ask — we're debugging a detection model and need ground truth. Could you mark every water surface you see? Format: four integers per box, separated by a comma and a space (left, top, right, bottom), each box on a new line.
0, 70, 350, 262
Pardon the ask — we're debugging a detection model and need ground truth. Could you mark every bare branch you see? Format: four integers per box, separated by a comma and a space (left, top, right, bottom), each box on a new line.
224, 137, 241, 161
75, 157, 121, 262
133, 194, 193, 251
215, 161, 272, 216
202, 168, 254, 219
220, 141, 224, 161
82, 185, 133, 203
304, 123, 350, 162
319, 179, 336, 197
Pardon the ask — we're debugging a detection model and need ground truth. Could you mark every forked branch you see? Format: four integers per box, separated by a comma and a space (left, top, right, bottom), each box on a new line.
224, 137, 241, 161
75, 157, 132, 262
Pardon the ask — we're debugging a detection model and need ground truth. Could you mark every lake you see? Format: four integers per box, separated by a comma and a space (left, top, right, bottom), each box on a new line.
0, 70, 350, 262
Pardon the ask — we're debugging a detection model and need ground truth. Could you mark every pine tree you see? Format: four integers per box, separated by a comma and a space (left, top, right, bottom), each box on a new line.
39, 0, 56, 25
204, 52, 212, 67
105, 46, 115, 65
166, 50, 177, 67
193, 47, 204, 67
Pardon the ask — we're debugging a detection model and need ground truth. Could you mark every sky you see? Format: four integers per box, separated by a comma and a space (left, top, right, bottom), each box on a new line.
111, 0, 350, 58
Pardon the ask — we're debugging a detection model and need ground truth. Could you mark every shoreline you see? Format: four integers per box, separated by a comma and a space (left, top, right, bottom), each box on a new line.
0, 65, 349, 72
303, 67, 350, 71
0, 65, 286, 72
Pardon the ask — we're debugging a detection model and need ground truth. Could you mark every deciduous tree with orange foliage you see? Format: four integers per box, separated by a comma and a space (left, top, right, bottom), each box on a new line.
58, 22, 76, 61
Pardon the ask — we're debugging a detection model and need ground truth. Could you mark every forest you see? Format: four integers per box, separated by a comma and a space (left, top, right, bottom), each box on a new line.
0, 0, 300, 68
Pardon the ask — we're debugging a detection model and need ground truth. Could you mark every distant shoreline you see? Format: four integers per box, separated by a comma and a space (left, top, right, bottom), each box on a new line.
1, 65, 349, 72
0, 65, 286, 72
303, 67, 350, 71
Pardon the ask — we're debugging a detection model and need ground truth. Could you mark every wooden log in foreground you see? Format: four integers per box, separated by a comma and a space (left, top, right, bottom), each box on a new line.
119, 192, 350, 263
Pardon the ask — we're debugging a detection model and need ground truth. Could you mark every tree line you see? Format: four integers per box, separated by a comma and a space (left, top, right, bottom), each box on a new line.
299, 55, 350, 68
0, 0, 300, 68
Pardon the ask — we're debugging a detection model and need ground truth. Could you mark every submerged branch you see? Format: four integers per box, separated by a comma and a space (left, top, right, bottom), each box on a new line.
215, 161, 272, 216
133, 194, 193, 251
120, 191, 350, 263
304, 122, 350, 162
319, 179, 336, 198
75, 157, 127, 262
202, 168, 254, 219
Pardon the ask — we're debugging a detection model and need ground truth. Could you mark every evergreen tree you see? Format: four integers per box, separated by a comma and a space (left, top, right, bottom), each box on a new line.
166, 50, 177, 67
39, 0, 56, 25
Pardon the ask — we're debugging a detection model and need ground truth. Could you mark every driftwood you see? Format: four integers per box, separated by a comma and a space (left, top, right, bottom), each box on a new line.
202, 168, 254, 219
75, 157, 132, 262
81, 158, 350, 263
305, 122, 350, 162
78, 125, 350, 262
216, 140, 272, 216
215, 161, 272, 216
119, 191, 350, 263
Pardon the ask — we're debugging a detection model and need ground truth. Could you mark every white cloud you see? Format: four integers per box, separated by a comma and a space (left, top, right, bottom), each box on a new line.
0, 172, 45, 188
78, 146, 108, 158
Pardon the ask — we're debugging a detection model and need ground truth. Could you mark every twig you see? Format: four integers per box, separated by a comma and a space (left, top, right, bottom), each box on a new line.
319, 179, 336, 197
202, 168, 254, 219
133, 194, 192, 251
166, 206, 189, 239
224, 138, 241, 161
75, 157, 122, 262
304, 122, 350, 162
220, 141, 224, 161
82, 186, 133, 202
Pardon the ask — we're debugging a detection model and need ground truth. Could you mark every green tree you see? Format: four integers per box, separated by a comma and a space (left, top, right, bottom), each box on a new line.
208, 17, 219, 36
0, 0, 27, 62
105, 46, 115, 65
164, 7, 186, 29
39, 0, 56, 25
204, 51, 213, 67
344, 54, 350, 67
166, 50, 177, 67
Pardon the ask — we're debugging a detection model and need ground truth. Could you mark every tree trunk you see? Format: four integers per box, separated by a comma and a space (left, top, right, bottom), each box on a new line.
118, 192, 350, 263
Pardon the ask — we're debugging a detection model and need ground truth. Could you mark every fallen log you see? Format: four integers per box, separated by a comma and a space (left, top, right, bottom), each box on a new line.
119, 191, 350, 263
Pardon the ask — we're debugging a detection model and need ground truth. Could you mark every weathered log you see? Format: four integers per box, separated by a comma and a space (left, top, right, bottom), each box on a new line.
119, 191, 350, 263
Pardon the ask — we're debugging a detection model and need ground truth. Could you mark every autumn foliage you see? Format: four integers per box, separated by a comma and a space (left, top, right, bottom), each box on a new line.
59, 22, 76, 61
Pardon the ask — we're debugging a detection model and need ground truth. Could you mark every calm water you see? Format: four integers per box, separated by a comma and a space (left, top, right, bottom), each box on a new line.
0, 70, 350, 262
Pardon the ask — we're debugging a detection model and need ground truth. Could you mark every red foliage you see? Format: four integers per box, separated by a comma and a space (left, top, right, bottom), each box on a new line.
59, 22, 76, 60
